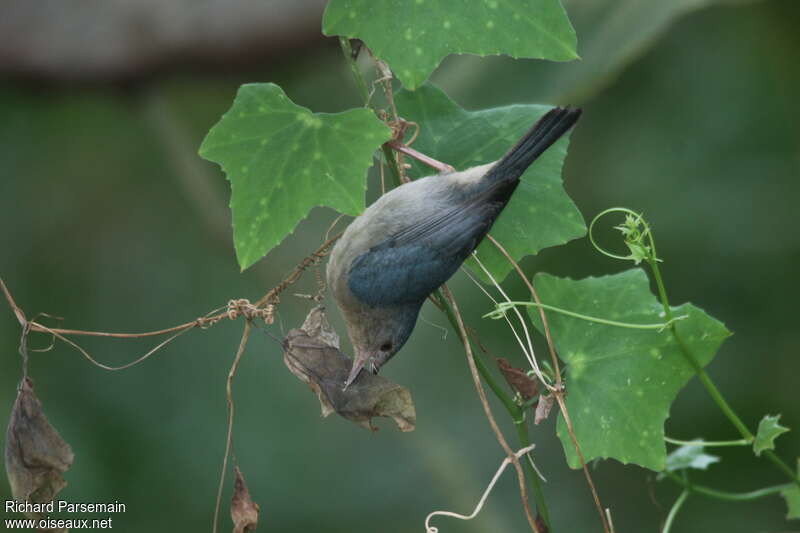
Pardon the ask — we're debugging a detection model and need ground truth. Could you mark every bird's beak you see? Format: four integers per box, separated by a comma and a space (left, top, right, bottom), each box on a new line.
343, 349, 375, 390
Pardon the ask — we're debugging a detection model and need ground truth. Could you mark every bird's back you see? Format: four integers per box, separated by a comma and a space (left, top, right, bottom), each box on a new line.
328, 107, 582, 311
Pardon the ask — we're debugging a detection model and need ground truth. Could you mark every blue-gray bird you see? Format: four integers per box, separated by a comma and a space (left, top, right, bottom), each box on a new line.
327, 107, 582, 388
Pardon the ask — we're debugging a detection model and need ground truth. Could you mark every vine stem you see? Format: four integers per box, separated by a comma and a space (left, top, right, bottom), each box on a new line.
337, 36, 552, 529
0, 234, 340, 346
254, 232, 341, 307
663, 471, 789, 502
647, 253, 800, 487
1, 232, 340, 373
486, 235, 610, 533
486, 301, 686, 330
431, 291, 550, 526
662, 489, 689, 533
649, 256, 752, 434
440, 285, 549, 533
212, 320, 252, 533
664, 436, 749, 447
337, 36, 405, 188
591, 208, 800, 489
338, 37, 369, 102
441, 286, 543, 533
425, 444, 537, 532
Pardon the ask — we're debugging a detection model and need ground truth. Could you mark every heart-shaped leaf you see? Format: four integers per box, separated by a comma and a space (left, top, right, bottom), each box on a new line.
200, 83, 392, 270
529, 269, 731, 471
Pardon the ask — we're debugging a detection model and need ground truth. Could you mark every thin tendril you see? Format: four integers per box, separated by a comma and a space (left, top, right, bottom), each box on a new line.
485, 301, 687, 331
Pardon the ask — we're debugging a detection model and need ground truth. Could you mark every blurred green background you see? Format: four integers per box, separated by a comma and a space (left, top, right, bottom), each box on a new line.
1, 0, 798, 531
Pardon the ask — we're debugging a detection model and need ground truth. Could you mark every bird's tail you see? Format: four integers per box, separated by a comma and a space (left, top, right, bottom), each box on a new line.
486, 107, 582, 184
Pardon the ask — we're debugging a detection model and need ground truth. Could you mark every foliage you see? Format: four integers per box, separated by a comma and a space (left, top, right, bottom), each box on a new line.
195, 0, 798, 529
488, 0, 764, 104
529, 270, 730, 470
753, 414, 790, 457
3, 1, 794, 532
395, 83, 585, 281
782, 482, 800, 520
322, 0, 577, 89
664, 443, 720, 473
199, 83, 391, 269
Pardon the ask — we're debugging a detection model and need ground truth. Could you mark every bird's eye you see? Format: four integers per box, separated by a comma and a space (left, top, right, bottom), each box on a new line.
380, 341, 393, 352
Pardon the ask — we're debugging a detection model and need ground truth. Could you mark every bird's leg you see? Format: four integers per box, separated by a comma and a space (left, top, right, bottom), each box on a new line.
386, 140, 456, 174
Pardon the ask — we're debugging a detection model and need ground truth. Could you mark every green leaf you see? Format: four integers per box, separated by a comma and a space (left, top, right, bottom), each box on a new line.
664, 442, 720, 473
445, 0, 762, 105
199, 83, 391, 270
529, 269, 731, 471
753, 414, 790, 457
781, 482, 800, 520
322, 0, 577, 90
394, 83, 585, 282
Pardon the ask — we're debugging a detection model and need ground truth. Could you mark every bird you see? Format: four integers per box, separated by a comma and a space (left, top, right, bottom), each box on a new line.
326, 107, 582, 389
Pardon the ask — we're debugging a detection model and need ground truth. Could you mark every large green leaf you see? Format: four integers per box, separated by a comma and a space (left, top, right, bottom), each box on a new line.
199, 83, 391, 270
394, 83, 585, 282
323, 0, 577, 90
529, 269, 731, 471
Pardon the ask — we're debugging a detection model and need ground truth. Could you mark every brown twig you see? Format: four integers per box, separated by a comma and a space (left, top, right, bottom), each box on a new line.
17, 237, 332, 343
1, 232, 340, 373
486, 235, 610, 533
4, 238, 335, 529
440, 285, 541, 533
1, 274, 223, 340
552, 393, 609, 532
38, 322, 195, 372
212, 319, 253, 533
24, 320, 207, 339
1, 276, 26, 327
255, 233, 341, 308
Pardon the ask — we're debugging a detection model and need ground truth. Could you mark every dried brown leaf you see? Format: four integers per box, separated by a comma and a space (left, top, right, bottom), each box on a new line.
231, 466, 260, 533
283, 306, 416, 431
299, 305, 340, 350
496, 358, 539, 401
535, 394, 555, 425
5, 378, 74, 518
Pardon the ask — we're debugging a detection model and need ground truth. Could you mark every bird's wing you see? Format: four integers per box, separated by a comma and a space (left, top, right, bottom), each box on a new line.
347, 182, 512, 307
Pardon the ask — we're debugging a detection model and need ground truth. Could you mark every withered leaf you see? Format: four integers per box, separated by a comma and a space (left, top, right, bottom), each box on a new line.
283, 306, 416, 432
298, 305, 340, 350
496, 357, 539, 401
231, 466, 259, 533
5, 378, 74, 518
535, 394, 555, 425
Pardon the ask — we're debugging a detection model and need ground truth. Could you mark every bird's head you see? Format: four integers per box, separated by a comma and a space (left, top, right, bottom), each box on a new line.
342, 304, 420, 389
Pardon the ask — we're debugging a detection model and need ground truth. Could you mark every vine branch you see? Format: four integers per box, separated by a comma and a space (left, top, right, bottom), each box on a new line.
337, 35, 553, 529
485, 235, 611, 533
425, 444, 537, 532
663, 471, 790, 502
441, 285, 542, 533
212, 319, 253, 533
590, 208, 800, 489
